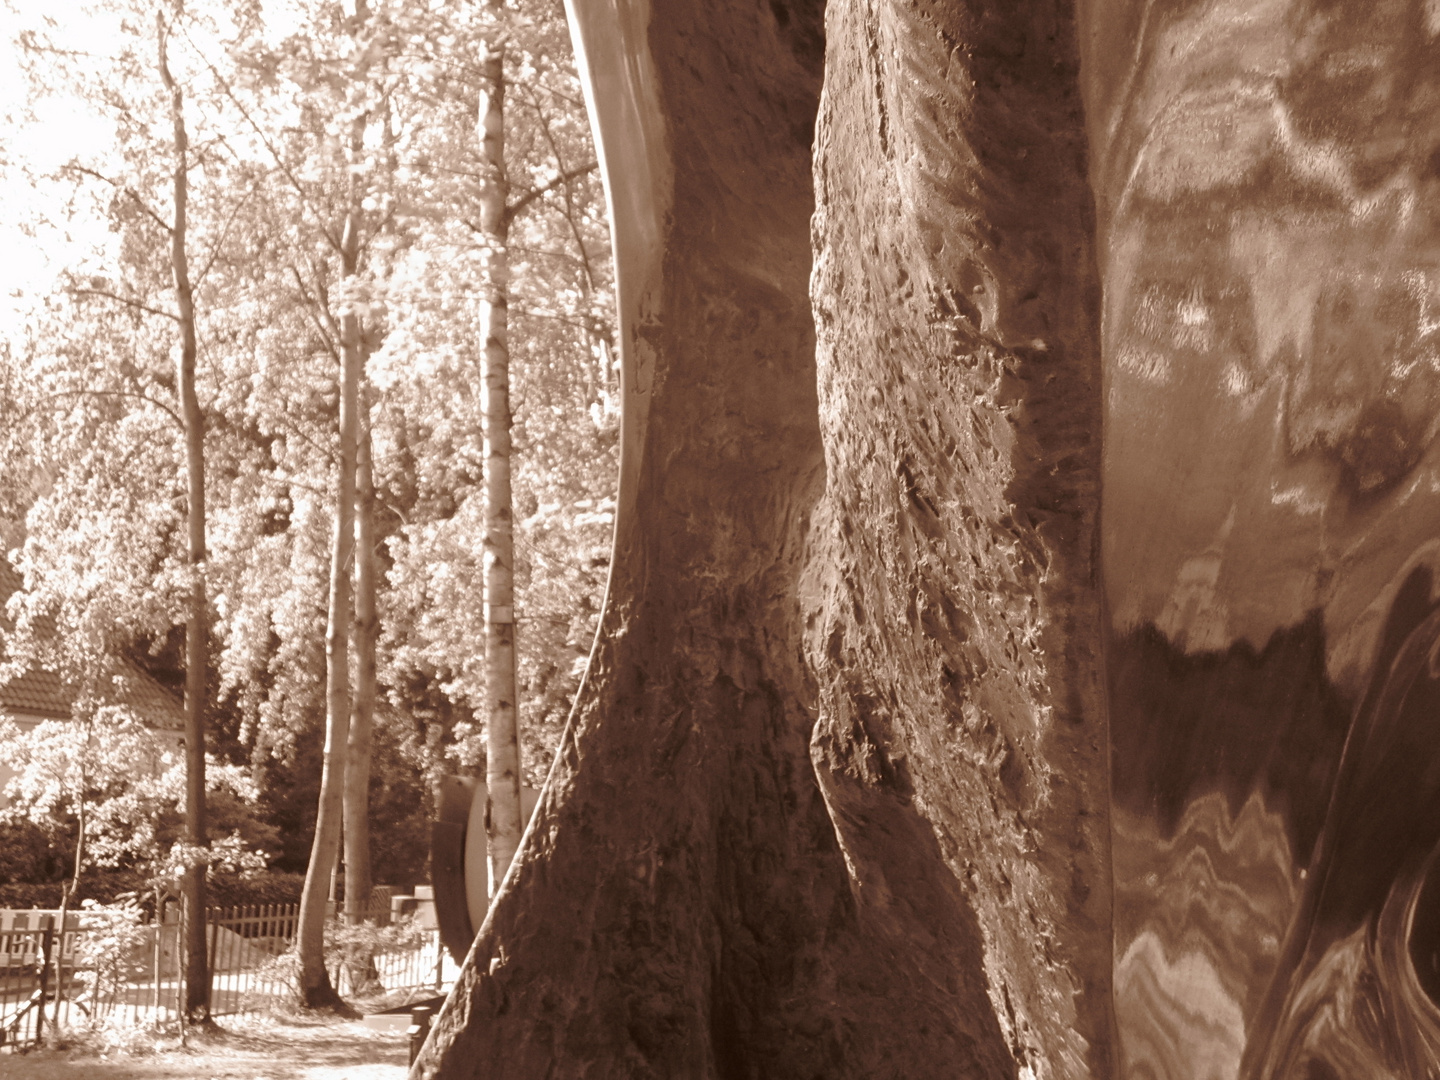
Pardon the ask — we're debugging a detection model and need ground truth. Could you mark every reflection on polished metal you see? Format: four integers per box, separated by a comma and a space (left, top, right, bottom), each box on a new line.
1246, 591, 1440, 1077
1089, 0, 1440, 1074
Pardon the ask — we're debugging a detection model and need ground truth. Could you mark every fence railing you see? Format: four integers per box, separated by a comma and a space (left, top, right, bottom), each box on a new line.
0, 902, 456, 1053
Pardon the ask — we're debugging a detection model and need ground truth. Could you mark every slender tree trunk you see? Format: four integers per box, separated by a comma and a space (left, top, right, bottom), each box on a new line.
296, 0, 371, 1010
343, 406, 377, 925
477, 28, 522, 900
345, 43, 397, 932
53, 763, 85, 1012
159, 12, 209, 1023
295, 211, 360, 1008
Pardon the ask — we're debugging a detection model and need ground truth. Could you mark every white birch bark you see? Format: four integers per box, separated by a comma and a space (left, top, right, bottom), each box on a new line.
343, 405, 378, 924
478, 26, 523, 899
296, 0, 370, 1008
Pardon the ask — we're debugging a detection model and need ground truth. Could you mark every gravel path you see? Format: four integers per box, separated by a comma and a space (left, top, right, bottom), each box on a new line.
0, 1015, 409, 1080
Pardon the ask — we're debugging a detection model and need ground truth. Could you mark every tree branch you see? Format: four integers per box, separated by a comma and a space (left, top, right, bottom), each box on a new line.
288, 264, 342, 357
177, 27, 343, 257
193, 187, 256, 289
520, 84, 601, 295
67, 287, 180, 323
63, 164, 173, 237
37, 388, 184, 430
502, 162, 598, 227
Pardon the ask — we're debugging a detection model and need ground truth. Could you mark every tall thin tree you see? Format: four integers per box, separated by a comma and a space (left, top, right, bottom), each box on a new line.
343, 406, 377, 924
294, 213, 361, 1008
477, 16, 523, 899
344, 54, 399, 930
158, 8, 209, 1022
295, 0, 371, 1008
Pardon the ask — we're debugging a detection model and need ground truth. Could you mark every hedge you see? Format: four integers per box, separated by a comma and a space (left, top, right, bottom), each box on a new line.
0, 871, 309, 911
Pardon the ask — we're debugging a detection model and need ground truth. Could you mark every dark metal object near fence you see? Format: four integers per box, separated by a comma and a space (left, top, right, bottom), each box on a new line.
33, 915, 53, 1044
431, 775, 476, 965
1, 915, 54, 1051
408, 1004, 433, 1065
0, 913, 65, 1052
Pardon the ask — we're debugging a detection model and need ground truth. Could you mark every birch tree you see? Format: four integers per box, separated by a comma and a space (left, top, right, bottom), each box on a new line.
294, 0, 373, 1006
344, 68, 400, 929
342, 409, 378, 935
475, 11, 523, 901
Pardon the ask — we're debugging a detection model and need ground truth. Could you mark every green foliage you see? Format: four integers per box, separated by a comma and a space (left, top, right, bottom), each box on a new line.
0, 0, 615, 891
0, 869, 145, 909
363, 710, 430, 887
70, 896, 152, 1004
206, 870, 308, 908
251, 703, 427, 882
0, 818, 56, 884
0, 871, 310, 910
0, 711, 275, 890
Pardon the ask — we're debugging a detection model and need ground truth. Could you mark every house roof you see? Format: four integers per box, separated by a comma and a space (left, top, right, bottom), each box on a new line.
0, 559, 185, 731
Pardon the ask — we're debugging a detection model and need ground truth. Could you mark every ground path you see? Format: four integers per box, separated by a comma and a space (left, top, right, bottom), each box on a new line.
1, 1015, 408, 1080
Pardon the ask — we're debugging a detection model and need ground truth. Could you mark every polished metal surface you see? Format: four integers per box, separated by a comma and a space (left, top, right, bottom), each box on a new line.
1090, 0, 1440, 1074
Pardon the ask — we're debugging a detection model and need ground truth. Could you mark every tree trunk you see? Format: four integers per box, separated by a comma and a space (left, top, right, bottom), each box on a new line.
413, 0, 1103, 1075
295, 201, 361, 1008
805, 0, 1113, 1073
159, 11, 209, 1024
341, 413, 379, 997
343, 409, 377, 926
296, 0, 372, 1011
476, 26, 522, 901
411, 2, 1440, 1076
53, 759, 85, 1012
410, 0, 1112, 1076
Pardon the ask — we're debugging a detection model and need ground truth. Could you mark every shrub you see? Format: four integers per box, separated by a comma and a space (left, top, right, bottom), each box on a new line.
0, 870, 309, 912
205, 871, 306, 909
0, 819, 58, 884
0, 868, 148, 909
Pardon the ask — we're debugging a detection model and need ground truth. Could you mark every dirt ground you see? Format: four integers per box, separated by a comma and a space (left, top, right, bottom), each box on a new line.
0, 1014, 410, 1080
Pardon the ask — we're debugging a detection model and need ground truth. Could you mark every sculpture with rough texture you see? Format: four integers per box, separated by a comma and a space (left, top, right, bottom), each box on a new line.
412, 0, 1440, 1076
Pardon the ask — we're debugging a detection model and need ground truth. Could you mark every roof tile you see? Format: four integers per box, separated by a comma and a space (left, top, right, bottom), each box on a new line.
0, 559, 185, 729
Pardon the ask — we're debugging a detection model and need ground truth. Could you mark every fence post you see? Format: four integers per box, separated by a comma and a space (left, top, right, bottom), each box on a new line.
175, 902, 185, 1027
152, 900, 162, 1018
35, 914, 54, 1044
207, 909, 219, 1007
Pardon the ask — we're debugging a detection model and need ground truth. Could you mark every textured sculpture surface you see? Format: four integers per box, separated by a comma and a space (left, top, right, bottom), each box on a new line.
808, 1, 1110, 1075
411, 1, 1440, 1077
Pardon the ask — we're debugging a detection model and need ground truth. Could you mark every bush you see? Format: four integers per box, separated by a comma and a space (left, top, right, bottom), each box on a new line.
0, 881, 62, 908
0, 820, 58, 884
0, 870, 309, 911
205, 871, 306, 909
0, 868, 148, 910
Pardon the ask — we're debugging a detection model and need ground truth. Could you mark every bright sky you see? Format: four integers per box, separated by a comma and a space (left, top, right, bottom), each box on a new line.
0, 0, 305, 338
0, 3, 119, 334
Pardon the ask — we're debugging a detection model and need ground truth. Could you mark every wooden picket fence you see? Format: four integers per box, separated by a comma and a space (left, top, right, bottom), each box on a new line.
0, 901, 454, 1052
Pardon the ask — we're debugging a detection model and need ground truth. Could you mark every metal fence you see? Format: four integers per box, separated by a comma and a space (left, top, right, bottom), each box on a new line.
0, 902, 456, 1052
